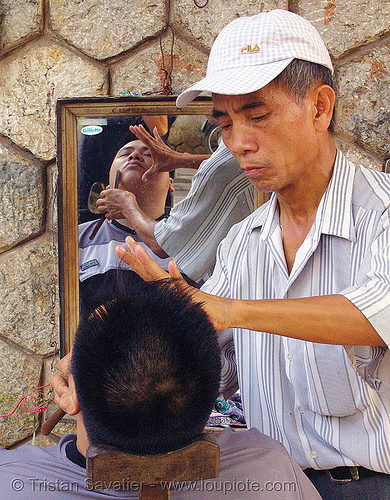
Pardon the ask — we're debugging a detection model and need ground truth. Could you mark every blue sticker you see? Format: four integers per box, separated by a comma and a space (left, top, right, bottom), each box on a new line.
81, 125, 103, 136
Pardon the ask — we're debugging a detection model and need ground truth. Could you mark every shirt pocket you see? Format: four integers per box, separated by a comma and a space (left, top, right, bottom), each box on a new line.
288, 342, 371, 417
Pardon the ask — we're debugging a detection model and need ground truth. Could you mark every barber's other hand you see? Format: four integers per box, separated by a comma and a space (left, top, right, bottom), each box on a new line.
51, 352, 79, 416
115, 237, 231, 331
129, 124, 181, 182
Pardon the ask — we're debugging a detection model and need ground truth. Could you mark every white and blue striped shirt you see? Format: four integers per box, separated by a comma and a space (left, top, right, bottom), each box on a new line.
202, 150, 390, 471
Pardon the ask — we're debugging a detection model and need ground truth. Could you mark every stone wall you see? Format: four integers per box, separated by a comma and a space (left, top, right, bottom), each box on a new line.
0, 1, 389, 447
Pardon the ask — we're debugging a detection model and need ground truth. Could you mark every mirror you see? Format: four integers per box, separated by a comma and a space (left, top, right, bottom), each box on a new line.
57, 95, 214, 356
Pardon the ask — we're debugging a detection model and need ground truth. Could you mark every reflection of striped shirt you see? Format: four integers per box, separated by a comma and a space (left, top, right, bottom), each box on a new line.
202, 150, 390, 471
154, 142, 254, 282
79, 218, 170, 282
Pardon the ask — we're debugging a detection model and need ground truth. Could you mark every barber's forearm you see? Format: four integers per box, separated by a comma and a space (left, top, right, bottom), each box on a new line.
227, 294, 386, 347
178, 153, 210, 169
121, 206, 169, 259
164, 151, 210, 170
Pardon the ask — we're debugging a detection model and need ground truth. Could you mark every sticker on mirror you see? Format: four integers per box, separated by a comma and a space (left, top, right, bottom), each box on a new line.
81, 125, 104, 136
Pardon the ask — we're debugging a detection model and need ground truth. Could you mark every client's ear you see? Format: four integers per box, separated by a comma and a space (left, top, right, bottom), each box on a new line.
59, 375, 80, 416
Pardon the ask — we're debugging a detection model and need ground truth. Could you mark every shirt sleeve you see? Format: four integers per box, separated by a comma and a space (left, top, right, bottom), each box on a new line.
340, 207, 390, 347
154, 142, 253, 282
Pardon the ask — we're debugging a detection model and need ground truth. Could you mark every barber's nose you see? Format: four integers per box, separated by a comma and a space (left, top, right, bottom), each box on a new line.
228, 126, 258, 157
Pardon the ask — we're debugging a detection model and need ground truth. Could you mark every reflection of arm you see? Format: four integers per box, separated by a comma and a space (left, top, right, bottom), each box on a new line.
121, 198, 168, 259
142, 116, 169, 137
167, 151, 211, 170
97, 189, 168, 259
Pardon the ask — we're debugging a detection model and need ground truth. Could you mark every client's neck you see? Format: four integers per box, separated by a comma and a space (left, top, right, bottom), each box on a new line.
75, 414, 89, 457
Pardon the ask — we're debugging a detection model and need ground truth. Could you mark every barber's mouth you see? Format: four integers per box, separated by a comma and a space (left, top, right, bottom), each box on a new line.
242, 166, 265, 178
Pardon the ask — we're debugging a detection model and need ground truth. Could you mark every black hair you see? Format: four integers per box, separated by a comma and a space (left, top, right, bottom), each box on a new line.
72, 270, 221, 455
273, 59, 337, 133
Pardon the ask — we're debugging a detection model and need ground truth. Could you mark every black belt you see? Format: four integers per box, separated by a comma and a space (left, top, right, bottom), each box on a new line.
304, 466, 387, 484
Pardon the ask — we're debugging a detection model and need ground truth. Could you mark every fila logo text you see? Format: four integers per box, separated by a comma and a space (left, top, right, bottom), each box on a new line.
241, 44, 260, 54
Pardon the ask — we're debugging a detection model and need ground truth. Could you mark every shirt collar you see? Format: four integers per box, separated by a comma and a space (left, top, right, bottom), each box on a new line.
249, 150, 357, 242
318, 149, 356, 241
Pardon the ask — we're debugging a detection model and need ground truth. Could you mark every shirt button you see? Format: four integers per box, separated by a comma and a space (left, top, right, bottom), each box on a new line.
310, 450, 318, 459
287, 354, 292, 362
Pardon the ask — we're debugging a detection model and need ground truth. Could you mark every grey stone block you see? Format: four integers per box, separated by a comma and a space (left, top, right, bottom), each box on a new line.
0, 236, 59, 355
0, 0, 42, 54
50, 0, 166, 60
0, 342, 42, 447
172, 0, 288, 50
336, 44, 390, 159
298, 0, 390, 58
0, 39, 108, 161
0, 142, 45, 253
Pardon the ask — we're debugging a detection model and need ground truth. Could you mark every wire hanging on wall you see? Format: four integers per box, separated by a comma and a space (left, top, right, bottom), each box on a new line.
159, 24, 175, 94
159, 0, 175, 95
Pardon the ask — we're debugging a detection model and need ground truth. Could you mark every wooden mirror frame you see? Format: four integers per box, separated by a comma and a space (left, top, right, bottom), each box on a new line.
56, 95, 214, 356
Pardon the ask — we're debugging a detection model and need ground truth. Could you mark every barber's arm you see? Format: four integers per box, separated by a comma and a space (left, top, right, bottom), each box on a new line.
129, 125, 210, 182
116, 237, 386, 348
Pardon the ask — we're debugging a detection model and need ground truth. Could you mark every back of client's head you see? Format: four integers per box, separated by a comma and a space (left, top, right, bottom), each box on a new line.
72, 271, 221, 455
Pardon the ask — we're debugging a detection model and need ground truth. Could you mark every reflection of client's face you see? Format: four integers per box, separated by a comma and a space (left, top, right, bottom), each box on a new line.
109, 140, 153, 187
108, 140, 173, 206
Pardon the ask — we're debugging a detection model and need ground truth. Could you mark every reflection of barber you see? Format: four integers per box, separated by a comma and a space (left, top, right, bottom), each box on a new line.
98, 124, 254, 282
78, 115, 173, 223
78, 139, 173, 311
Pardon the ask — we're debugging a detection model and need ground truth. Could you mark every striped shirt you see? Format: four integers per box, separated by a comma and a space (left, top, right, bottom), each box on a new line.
154, 141, 254, 282
202, 150, 390, 471
79, 218, 170, 282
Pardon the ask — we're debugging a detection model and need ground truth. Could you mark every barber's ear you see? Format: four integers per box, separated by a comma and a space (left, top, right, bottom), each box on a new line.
59, 375, 80, 416
311, 84, 336, 132
168, 177, 175, 193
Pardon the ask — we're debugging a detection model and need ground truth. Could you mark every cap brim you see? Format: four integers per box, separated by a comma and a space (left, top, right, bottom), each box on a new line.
176, 58, 293, 108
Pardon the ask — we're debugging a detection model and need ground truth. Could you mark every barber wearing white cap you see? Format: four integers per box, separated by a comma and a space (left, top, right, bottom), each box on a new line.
118, 9, 390, 500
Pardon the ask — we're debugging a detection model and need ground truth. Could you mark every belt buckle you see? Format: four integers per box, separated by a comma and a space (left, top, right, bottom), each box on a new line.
326, 466, 360, 483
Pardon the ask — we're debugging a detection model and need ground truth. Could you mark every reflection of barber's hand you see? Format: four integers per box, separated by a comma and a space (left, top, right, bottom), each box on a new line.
115, 237, 231, 331
129, 124, 181, 182
96, 189, 137, 220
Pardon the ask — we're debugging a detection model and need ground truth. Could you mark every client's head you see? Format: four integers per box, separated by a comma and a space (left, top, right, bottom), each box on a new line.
108, 139, 174, 216
71, 271, 221, 455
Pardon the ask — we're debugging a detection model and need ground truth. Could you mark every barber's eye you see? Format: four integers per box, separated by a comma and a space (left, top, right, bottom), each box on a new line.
220, 125, 232, 134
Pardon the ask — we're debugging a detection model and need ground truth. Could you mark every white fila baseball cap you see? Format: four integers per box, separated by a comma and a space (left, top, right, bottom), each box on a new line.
176, 9, 333, 108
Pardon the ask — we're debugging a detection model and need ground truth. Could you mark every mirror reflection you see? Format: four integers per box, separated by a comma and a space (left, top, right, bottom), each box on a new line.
57, 97, 216, 354
77, 113, 219, 313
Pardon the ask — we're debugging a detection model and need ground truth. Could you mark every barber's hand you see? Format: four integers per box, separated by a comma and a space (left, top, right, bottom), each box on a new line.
129, 124, 181, 182
96, 188, 138, 221
115, 237, 231, 331
51, 352, 79, 415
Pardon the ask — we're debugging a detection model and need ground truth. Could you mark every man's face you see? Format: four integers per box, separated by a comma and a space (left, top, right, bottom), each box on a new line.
212, 83, 320, 195
109, 139, 172, 196
109, 140, 153, 187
